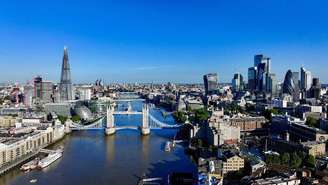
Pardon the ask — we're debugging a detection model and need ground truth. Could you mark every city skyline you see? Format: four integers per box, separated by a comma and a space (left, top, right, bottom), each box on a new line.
1, 0, 328, 83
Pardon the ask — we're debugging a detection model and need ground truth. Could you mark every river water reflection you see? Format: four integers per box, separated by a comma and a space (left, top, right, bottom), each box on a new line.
0, 101, 196, 185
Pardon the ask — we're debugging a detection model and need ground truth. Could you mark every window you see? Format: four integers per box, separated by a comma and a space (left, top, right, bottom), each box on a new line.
16, 148, 20, 157
2, 151, 6, 163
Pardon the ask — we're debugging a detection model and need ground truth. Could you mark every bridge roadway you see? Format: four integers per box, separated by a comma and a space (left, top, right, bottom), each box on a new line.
112, 111, 142, 115
71, 126, 174, 131
112, 99, 145, 102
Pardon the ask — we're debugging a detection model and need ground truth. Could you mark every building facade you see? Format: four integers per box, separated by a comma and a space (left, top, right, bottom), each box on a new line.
203, 73, 218, 95
59, 47, 72, 102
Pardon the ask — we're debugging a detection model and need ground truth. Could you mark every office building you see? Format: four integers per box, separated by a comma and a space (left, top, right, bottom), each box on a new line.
232, 73, 244, 92
300, 67, 312, 91
44, 102, 73, 117
266, 73, 278, 97
76, 85, 92, 100
252, 54, 271, 93
59, 47, 72, 102
282, 70, 300, 102
248, 67, 257, 91
34, 76, 42, 100
310, 78, 321, 99
203, 73, 218, 95
41, 81, 54, 103
254, 54, 271, 73
23, 83, 34, 107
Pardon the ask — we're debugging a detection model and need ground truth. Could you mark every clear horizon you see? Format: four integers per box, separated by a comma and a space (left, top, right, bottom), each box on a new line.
1, 0, 328, 84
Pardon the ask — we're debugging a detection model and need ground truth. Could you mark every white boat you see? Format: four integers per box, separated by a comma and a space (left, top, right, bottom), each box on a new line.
21, 158, 39, 171
38, 150, 63, 169
30, 179, 37, 183
165, 141, 172, 152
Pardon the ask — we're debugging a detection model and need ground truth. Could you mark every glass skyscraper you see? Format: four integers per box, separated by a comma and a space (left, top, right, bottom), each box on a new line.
203, 73, 218, 95
59, 47, 72, 102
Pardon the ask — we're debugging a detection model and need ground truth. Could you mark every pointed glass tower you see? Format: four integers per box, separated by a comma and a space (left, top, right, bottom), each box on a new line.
59, 46, 72, 102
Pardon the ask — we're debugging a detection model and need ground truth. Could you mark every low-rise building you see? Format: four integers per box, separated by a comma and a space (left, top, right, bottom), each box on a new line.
301, 141, 326, 157
218, 150, 244, 175
228, 115, 267, 132
0, 116, 18, 128
268, 139, 325, 157
207, 121, 240, 146
251, 175, 300, 185
0, 127, 54, 168
207, 110, 240, 146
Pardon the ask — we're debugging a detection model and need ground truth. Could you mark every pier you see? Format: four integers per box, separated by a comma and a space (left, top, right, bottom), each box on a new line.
0, 149, 40, 175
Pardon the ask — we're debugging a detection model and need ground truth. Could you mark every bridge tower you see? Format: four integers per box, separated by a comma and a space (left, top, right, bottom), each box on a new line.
141, 104, 150, 135
105, 105, 116, 135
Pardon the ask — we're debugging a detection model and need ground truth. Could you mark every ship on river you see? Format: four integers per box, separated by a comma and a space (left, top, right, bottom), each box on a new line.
38, 149, 63, 169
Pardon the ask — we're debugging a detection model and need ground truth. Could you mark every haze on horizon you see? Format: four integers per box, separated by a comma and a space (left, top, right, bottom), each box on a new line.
0, 0, 327, 84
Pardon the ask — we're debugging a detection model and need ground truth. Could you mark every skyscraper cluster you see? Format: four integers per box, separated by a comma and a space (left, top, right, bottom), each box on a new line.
248, 54, 278, 96
22, 47, 73, 107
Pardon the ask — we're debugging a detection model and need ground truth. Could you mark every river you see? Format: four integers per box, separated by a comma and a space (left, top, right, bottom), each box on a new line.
0, 100, 196, 185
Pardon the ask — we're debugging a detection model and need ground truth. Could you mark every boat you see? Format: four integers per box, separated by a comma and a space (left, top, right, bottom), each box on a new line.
29, 179, 37, 183
20, 158, 39, 171
38, 149, 63, 169
165, 141, 172, 152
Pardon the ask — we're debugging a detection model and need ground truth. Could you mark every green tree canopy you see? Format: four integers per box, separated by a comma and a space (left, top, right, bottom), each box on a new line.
193, 108, 210, 123
306, 116, 319, 128
263, 109, 281, 121
303, 155, 316, 170
290, 152, 302, 169
57, 115, 68, 124
71, 115, 81, 122
280, 153, 290, 166
173, 111, 187, 123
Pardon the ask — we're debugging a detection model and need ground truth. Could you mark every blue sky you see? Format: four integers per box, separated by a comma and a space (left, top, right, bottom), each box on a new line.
0, 0, 327, 84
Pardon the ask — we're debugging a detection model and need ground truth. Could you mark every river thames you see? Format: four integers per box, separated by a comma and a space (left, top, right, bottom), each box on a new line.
0, 100, 197, 185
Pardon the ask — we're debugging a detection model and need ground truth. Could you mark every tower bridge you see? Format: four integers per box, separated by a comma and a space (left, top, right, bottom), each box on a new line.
70, 103, 180, 135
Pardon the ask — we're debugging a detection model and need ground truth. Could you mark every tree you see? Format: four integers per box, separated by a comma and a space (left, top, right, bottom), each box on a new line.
306, 116, 319, 128
266, 154, 280, 165
290, 152, 302, 169
224, 103, 243, 115
263, 109, 280, 121
71, 115, 81, 122
280, 153, 290, 166
303, 155, 316, 170
57, 115, 68, 124
193, 108, 210, 123
173, 111, 187, 123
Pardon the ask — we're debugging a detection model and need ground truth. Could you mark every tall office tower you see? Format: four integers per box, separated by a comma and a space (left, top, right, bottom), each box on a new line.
34, 76, 42, 99
254, 54, 271, 73
282, 70, 300, 102
203, 73, 218, 95
300, 67, 312, 91
232, 73, 244, 92
256, 62, 267, 92
254, 54, 271, 92
310, 78, 321, 99
41, 81, 54, 103
59, 47, 72, 102
266, 73, 278, 97
248, 67, 257, 91
24, 83, 34, 107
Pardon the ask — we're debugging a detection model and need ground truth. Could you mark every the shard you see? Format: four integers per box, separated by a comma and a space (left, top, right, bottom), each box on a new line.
59, 46, 72, 102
